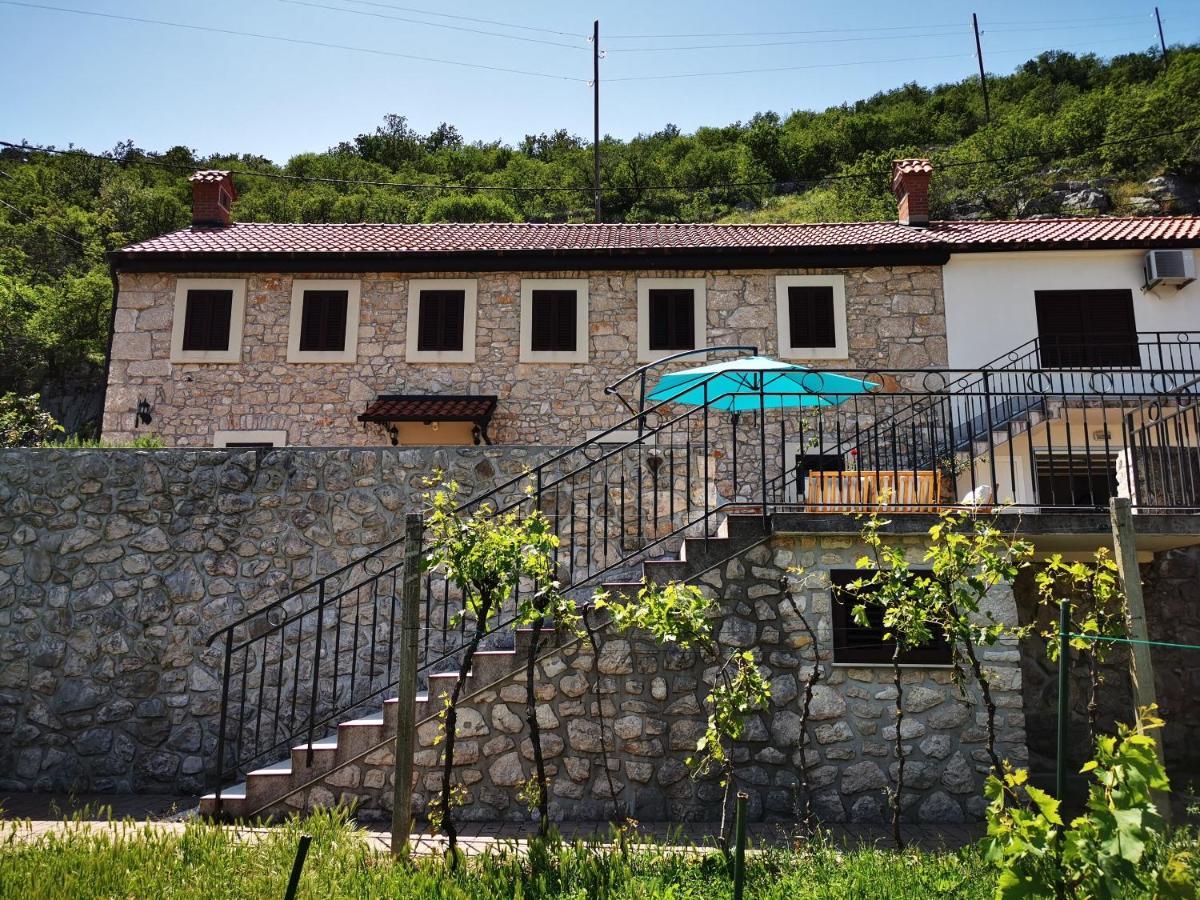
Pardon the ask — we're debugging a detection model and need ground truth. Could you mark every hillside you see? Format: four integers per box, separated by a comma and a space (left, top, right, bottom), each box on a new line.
1, 46, 1199, 434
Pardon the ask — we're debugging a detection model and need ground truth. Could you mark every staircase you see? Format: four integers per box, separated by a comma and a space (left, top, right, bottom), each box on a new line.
198, 512, 769, 820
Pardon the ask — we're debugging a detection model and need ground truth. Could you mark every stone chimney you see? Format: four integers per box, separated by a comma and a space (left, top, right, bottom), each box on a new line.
891, 159, 933, 226
189, 170, 237, 227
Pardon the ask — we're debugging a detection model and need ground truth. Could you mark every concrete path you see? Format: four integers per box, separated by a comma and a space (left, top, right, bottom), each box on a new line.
1, 793, 984, 855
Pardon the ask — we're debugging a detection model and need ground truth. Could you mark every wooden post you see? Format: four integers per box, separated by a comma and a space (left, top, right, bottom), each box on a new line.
732, 792, 748, 900
972, 13, 991, 125
1109, 497, 1170, 820
1155, 6, 1169, 71
592, 19, 602, 223
391, 514, 424, 857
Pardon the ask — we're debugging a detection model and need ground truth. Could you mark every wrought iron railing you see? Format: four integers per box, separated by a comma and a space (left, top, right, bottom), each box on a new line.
206, 356, 1200, 810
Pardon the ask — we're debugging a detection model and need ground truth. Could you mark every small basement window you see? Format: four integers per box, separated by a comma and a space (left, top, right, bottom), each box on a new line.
829, 569, 952, 665
288, 280, 360, 363
170, 278, 246, 363
520, 279, 588, 363
637, 277, 706, 362
214, 429, 287, 448
406, 279, 477, 363
776, 275, 848, 360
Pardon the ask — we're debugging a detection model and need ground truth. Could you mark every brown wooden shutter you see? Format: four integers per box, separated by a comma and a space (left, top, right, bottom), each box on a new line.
417, 290, 465, 352
1035, 290, 1138, 367
181, 289, 233, 351
648, 289, 695, 351
298, 290, 349, 352
530, 290, 577, 352
788, 286, 836, 348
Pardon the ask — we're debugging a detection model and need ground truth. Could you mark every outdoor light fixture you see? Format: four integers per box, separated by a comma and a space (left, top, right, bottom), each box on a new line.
135, 398, 153, 427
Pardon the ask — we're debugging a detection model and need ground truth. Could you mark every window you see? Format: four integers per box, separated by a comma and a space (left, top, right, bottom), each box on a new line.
170, 278, 246, 363
213, 429, 287, 448
776, 275, 848, 360
406, 279, 477, 363
1035, 290, 1139, 368
182, 290, 232, 352
637, 277, 706, 362
287, 280, 360, 363
829, 570, 952, 665
418, 291, 464, 351
1034, 452, 1117, 509
520, 279, 588, 363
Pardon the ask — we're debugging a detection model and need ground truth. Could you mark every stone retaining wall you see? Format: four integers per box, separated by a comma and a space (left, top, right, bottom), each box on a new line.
0, 446, 555, 794
271, 533, 1026, 825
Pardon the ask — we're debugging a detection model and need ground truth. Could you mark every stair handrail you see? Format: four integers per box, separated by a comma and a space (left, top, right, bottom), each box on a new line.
205, 368, 756, 798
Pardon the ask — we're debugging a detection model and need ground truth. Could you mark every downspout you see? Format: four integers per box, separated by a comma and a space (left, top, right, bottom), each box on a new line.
98, 256, 121, 441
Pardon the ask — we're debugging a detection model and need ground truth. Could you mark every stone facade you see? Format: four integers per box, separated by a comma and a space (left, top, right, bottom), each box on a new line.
0, 446, 555, 793
267, 533, 1026, 825
1016, 546, 1200, 781
102, 266, 947, 447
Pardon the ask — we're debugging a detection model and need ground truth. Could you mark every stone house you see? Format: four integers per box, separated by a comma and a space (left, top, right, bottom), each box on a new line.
5, 162, 1200, 825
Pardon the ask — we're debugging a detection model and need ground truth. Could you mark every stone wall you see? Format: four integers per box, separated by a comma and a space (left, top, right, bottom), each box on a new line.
0, 446, 555, 794
1016, 546, 1200, 781
102, 266, 947, 447
270, 533, 1026, 825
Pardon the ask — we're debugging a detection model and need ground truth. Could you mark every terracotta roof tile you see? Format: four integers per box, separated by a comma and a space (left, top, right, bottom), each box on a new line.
115, 217, 1200, 258
359, 394, 497, 422
187, 170, 233, 183
893, 159, 935, 176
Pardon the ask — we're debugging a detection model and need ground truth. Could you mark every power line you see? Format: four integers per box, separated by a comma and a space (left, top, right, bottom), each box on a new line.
0, 196, 88, 249
607, 30, 971, 53
607, 52, 971, 82
0, 1, 586, 82
336, 0, 583, 38
605, 22, 964, 39
602, 11, 1172, 40
274, 0, 588, 50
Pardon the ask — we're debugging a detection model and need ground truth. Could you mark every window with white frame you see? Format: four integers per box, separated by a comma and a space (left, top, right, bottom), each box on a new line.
213, 429, 288, 448
637, 277, 706, 362
405, 279, 477, 363
170, 278, 246, 363
775, 274, 848, 360
287, 279, 361, 363
519, 278, 588, 363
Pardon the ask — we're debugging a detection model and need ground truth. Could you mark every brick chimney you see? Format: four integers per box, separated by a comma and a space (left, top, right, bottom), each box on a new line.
891, 159, 933, 226
189, 170, 237, 227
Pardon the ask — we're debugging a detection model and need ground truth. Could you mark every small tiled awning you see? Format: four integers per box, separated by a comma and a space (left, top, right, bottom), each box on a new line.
358, 394, 497, 443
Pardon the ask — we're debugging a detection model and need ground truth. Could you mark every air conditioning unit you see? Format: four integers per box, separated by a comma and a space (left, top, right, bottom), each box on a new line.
1144, 249, 1196, 290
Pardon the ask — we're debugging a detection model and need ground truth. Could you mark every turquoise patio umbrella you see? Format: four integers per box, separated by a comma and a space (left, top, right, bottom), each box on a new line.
645, 355, 876, 411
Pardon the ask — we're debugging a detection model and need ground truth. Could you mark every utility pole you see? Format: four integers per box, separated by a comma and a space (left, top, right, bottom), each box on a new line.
1155, 7, 1169, 71
592, 19, 602, 223
972, 13, 991, 125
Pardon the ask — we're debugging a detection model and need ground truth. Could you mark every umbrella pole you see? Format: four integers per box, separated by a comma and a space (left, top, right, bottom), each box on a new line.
731, 413, 739, 498
759, 375, 770, 532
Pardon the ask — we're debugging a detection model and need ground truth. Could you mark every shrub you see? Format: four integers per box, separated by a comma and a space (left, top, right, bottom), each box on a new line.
0, 392, 63, 447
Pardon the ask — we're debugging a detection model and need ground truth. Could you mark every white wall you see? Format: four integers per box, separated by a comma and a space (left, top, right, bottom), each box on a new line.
943, 250, 1200, 370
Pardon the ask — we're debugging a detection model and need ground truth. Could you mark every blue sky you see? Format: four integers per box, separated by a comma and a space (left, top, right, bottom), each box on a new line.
1, 0, 1197, 162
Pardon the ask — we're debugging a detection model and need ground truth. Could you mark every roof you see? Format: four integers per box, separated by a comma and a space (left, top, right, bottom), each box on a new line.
188, 170, 234, 183
358, 394, 498, 423
111, 217, 1200, 272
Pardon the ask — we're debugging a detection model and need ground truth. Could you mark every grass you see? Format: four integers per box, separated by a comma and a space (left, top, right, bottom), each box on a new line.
6, 806, 1197, 898
0, 807, 994, 899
